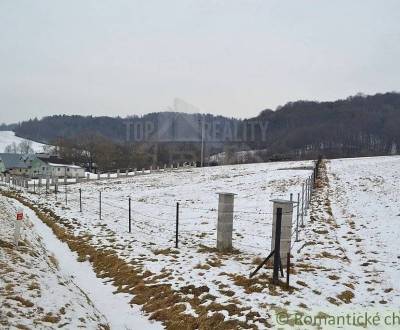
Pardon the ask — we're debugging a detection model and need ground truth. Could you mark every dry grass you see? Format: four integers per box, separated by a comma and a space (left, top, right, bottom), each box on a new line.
1, 191, 263, 329
336, 290, 354, 304
41, 314, 61, 324
8, 296, 34, 308
152, 248, 179, 256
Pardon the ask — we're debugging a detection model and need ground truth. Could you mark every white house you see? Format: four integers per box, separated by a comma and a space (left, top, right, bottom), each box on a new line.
30, 155, 85, 178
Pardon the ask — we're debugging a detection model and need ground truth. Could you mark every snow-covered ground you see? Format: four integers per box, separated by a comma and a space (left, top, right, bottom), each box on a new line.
0, 195, 108, 329
2, 160, 315, 328
2, 156, 399, 328
0, 131, 47, 153
328, 156, 400, 303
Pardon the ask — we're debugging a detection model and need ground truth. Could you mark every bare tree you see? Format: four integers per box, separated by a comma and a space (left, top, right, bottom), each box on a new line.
18, 140, 34, 154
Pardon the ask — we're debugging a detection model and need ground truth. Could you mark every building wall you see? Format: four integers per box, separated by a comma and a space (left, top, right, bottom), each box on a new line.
9, 168, 30, 176
27, 157, 86, 178
49, 166, 85, 178
30, 158, 49, 178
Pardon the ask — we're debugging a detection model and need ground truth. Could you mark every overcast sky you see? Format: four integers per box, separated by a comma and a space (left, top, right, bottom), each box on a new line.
0, 0, 399, 123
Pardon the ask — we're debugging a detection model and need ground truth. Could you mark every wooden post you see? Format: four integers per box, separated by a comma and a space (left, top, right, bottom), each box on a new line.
175, 202, 179, 248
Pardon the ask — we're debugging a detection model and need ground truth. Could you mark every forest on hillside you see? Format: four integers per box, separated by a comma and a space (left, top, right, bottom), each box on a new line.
8, 92, 400, 169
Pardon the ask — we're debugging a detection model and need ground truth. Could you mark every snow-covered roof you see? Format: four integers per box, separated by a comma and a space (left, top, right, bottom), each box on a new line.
47, 163, 83, 169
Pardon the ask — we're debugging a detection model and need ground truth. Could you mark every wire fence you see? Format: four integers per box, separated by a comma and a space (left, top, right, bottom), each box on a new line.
2, 160, 319, 257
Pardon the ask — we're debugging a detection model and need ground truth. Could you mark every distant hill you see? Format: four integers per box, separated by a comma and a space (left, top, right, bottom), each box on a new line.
0, 131, 48, 153
11, 92, 400, 160
246, 92, 400, 159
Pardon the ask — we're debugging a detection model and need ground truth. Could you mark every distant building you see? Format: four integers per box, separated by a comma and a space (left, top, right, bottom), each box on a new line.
0, 153, 85, 178
30, 155, 85, 178
0, 153, 32, 176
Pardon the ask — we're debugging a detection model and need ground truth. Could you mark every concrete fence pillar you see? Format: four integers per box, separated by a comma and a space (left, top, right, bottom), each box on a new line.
38, 177, 42, 187
117, 169, 120, 178
86, 173, 90, 181
157, 166, 160, 171
142, 168, 145, 174
134, 168, 137, 175
97, 173, 100, 180
149, 166, 152, 173
270, 199, 294, 266
170, 164, 174, 169
107, 172, 110, 179
217, 192, 236, 252
75, 173, 79, 183
125, 169, 129, 177
164, 164, 167, 170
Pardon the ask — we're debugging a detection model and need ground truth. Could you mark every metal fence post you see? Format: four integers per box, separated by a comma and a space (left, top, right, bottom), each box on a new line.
79, 188, 82, 212
129, 197, 131, 233
296, 193, 300, 241
175, 202, 179, 248
272, 207, 282, 285
301, 183, 305, 227
99, 191, 102, 220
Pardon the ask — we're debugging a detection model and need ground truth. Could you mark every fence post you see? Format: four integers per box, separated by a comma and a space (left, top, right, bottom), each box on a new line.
65, 184, 68, 205
295, 193, 300, 241
271, 199, 294, 267
33, 181, 36, 193
217, 192, 236, 252
272, 207, 282, 285
286, 252, 291, 287
304, 179, 308, 215
128, 197, 131, 233
290, 193, 293, 201
301, 183, 305, 227
79, 188, 82, 212
175, 202, 179, 248
99, 191, 102, 220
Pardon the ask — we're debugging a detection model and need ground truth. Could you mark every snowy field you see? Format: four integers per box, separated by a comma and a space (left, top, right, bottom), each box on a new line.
328, 156, 400, 303
0, 195, 108, 329
1, 156, 400, 328
0, 131, 47, 152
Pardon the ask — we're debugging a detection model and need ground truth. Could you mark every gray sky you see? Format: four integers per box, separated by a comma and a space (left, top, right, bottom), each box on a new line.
1, 0, 399, 124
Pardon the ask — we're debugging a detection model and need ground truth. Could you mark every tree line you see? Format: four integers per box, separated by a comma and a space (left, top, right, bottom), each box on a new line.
9, 92, 400, 169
